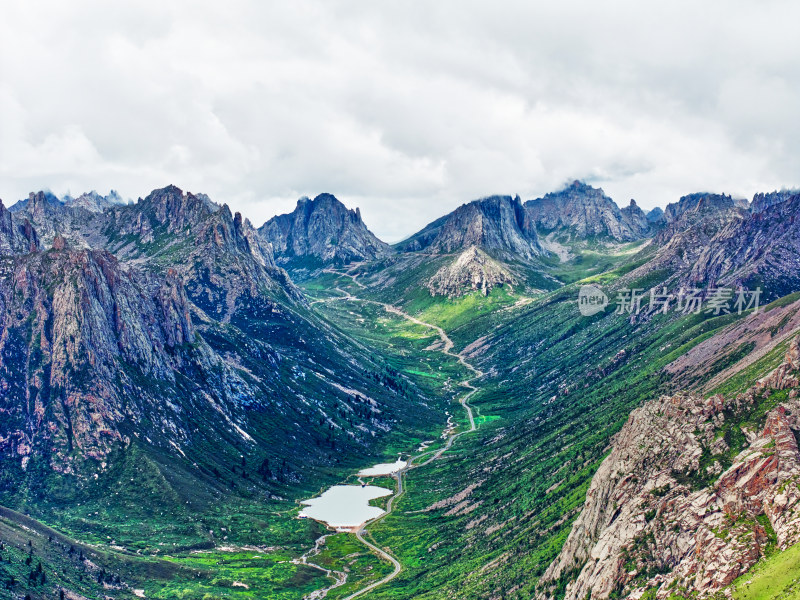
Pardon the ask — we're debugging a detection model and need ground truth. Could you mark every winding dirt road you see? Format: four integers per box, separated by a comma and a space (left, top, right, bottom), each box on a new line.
308, 273, 483, 599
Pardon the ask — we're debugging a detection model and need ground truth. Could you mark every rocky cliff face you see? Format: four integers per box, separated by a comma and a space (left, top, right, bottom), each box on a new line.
540, 337, 800, 600
524, 181, 651, 242
398, 195, 544, 259
0, 199, 38, 255
0, 247, 198, 473
259, 193, 392, 267
751, 189, 799, 214
663, 192, 736, 223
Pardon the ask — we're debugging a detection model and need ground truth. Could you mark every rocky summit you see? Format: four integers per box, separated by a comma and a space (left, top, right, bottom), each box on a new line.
751, 189, 800, 214
662, 192, 739, 224
0, 199, 38, 255
524, 180, 651, 242
624, 190, 800, 298
397, 194, 544, 259
259, 193, 392, 268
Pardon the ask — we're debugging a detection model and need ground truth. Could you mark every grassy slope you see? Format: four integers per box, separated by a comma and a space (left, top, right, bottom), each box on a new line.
731, 541, 800, 599
359, 305, 738, 598
0, 503, 332, 600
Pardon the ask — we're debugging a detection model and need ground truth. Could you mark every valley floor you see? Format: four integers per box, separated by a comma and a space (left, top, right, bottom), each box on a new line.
291, 273, 485, 600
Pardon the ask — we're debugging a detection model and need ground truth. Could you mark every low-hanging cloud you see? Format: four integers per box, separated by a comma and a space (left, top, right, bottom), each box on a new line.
1, 0, 798, 241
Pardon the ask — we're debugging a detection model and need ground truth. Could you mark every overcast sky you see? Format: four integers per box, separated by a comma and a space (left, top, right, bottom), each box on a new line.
2, 1, 798, 241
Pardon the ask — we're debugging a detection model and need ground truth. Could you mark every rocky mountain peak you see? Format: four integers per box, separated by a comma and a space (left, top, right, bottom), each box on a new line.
398, 195, 544, 259
751, 189, 799, 214
139, 184, 219, 233
646, 206, 665, 224
620, 198, 649, 234
9, 190, 110, 250
25, 190, 62, 221
525, 181, 650, 242
566, 179, 595, 193
259, 193, 392, 267
663, 192, 737, 223
65, 190, 125, 213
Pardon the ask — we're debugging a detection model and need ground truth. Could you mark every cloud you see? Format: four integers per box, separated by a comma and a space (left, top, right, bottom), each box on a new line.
1, 0, 798, 241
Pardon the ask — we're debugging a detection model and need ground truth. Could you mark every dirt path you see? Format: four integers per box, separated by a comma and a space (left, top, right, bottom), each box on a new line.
294, 534, 348, 600
307, 273, 483, 599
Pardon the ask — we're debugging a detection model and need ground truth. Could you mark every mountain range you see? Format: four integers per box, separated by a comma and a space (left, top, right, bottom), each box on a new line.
1, 184, 437, 502
1, 179, 799, 600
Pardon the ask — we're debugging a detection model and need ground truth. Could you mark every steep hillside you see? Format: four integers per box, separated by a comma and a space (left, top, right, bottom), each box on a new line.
540, 337, 800, 600
624, 191, 800, 298
0, 186, 447, 567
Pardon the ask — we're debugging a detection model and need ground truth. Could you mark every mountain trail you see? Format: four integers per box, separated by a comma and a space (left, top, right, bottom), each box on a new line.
294, 534, 348, 599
